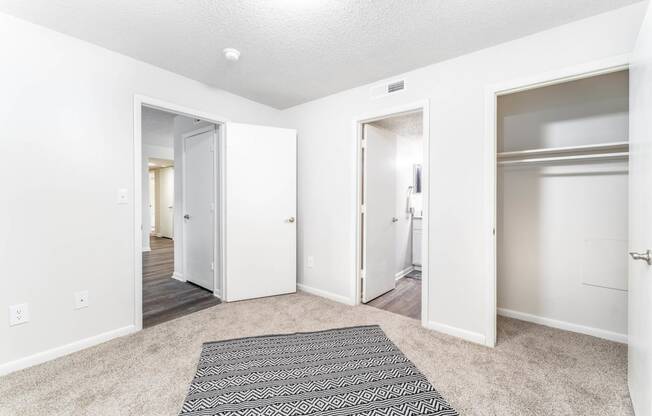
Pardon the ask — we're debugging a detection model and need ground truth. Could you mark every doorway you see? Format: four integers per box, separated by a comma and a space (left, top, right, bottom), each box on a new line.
355, 104, 429, 323
140, 106, 221, 328
486, 61, 631, 347
134, 95, 298, 331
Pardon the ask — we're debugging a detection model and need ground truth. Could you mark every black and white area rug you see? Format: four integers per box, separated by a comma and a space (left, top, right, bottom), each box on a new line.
179, 325, 458, 416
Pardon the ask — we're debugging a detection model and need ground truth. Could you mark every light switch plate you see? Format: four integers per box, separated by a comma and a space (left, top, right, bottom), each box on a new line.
75, 291, 89, 309
116, 188, 128, 205
9, 303, 29, 326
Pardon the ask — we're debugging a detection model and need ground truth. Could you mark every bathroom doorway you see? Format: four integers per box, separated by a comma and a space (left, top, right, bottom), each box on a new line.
356, 106, 427, 322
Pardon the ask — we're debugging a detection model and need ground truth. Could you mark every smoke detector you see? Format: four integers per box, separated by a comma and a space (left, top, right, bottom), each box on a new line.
223, 48, 241, 62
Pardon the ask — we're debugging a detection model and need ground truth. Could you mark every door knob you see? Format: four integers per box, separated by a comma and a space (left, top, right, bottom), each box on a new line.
629, 249, 652, 265
392, 217, 399, 223
288, 217, 296, 223
184, 214, 190, 220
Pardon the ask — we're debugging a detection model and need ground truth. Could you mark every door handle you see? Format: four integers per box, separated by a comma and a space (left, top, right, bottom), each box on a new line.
288, 217, 296, 223
392, 217, 399, 223
629, 249, 652, 265
184, 214, 190, 220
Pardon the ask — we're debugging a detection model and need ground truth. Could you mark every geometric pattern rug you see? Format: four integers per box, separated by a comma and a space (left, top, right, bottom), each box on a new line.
179, 325, 458, 415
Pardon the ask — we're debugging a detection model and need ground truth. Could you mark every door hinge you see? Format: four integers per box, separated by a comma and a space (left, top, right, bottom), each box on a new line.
360, 269, 366, 279
210, 262, 215, 271
361, 204, 366, 214
361, 139, 367, 149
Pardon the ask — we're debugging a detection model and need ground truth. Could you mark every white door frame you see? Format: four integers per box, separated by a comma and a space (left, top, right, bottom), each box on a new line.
133, 94, 228, 331
483, 54, 630, 347
353, 100, 430, 327
181, 125, 218, 292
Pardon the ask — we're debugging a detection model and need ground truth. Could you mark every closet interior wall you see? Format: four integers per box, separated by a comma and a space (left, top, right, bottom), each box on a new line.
497, 70, 629, 342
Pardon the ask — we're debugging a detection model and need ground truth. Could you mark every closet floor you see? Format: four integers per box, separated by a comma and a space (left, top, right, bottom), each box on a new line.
367, 276, 421, 320
143, 236, 221, 328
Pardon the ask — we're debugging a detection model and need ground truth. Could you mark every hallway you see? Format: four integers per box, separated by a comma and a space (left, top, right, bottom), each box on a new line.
142, 236, 221, 328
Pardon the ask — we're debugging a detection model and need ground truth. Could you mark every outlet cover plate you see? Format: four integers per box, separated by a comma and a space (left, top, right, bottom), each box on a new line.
9, 303, 29, 326
75, 291, 89, 309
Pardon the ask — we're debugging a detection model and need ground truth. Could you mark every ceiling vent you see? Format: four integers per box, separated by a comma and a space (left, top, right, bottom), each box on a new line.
370, 79, 406, 99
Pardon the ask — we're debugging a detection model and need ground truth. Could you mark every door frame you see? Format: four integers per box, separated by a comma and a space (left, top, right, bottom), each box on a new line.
483, 54, 630, 347
353, 100, 430, 327
133, 94, 228, 331
181, 125, 219, 293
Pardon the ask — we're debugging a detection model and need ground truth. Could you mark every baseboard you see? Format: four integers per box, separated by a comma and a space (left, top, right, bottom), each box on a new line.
297, 283, 356, 306
171, 272, 185, 282
424, 320, 487, 346
142, 246, 151, 252
395, 266, 414, 281
0, 325, 137, 376
497, 308, 627, 344
213, 289, 222, 299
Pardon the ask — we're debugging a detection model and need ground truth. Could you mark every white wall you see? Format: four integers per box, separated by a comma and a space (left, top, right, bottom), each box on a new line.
497, 71, 629, 341
281, 3, 646, 344
0, 12, 280, 372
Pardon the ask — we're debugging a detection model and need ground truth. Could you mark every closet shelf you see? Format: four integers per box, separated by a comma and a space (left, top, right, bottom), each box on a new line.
497, 141, 629, 166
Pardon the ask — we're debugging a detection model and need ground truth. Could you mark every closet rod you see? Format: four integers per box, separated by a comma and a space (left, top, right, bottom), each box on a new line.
497, 152, 629, 166
497, 141, 628, 159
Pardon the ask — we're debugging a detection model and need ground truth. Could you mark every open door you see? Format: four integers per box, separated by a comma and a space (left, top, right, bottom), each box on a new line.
628, 6, 652, 416
224, 123, 297, 302
361, 124, 397, 303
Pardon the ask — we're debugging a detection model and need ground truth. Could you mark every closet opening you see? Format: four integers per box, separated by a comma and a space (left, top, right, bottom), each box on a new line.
494, 69, 629, 345
356, 107, 428, 322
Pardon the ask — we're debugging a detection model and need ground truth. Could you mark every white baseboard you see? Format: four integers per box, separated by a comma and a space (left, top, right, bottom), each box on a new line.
171, 272, 185, 282
497, 308, 627, 344
0, 325, 137, 376
142, 246, 151, 252
213, 289, 222, 299
297, 283, 356, 306
395, 266, 414, 281
424, 320, 487, 346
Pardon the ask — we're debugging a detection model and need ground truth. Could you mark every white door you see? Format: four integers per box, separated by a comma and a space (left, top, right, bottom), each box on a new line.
183, 128, 215, 291
225, 123, 296, 302
362, 124, 397, 303
158, 166, 174, 239
628, 7, 652, 416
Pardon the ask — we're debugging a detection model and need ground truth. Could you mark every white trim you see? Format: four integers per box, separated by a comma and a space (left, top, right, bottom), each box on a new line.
0, 325, 137, 376
497, 308, 627, 344
352, 100, 431, 330
171, 271, 185, 282
424, 320, 487, 346
142, 246, 151, 252
133, 94, 230, 331
297, 284, 356, 306
395, 266, 414, 281
483, 54, 631, 348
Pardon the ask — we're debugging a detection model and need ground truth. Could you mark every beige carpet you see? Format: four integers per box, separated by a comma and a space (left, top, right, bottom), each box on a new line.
0, 292, 632, 416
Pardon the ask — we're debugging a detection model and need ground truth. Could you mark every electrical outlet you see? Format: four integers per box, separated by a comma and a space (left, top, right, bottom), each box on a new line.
74, 291, 89, 309
9, 303, 29, 326
116, 188, 128, 205
306, 256, 314, 268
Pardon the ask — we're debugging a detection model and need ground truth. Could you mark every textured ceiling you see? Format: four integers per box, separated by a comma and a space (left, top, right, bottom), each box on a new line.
142, 107, 176, 148
0, 0, 642, 108
371, 112, 423, 137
